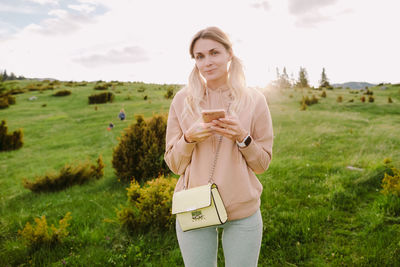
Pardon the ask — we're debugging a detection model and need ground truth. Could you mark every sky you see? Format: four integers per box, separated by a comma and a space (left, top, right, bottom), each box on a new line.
0, 0, 399, 87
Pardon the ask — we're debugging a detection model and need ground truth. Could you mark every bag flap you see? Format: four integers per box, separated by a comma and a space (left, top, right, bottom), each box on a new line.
172, 183, 212, 214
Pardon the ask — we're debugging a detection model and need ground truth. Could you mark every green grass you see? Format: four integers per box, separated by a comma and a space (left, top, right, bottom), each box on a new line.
1, 81, 400, 266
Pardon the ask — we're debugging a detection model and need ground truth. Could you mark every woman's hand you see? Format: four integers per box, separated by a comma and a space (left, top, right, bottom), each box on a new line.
210, 115, 248, 142
184, 119, 214, 143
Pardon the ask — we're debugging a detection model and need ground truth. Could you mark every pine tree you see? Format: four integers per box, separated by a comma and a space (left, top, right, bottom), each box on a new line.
319, 68, 330, 88
296, 67, 309, 88
2, 70, 7, 82
279, 67, 291, 89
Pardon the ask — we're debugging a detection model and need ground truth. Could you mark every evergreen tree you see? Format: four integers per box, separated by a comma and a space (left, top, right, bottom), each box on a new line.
279, 67, 291, 89
9, 72, 16, 80
296, 67, 310, 88
2, 70, 7, 82
319, 68, 330, 88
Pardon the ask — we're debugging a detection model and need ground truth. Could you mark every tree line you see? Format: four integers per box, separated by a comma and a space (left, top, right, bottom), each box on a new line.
273, 67, 331, 90
0, 69, 26, 82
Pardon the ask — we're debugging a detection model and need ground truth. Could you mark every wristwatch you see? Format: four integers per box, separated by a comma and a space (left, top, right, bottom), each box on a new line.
236, 135, 252, 148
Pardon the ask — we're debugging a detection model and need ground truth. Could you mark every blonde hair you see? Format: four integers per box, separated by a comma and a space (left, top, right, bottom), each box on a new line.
183, 26, 249, 118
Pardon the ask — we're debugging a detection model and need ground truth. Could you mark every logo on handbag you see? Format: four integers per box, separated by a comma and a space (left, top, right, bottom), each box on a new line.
191, 210, 204, 221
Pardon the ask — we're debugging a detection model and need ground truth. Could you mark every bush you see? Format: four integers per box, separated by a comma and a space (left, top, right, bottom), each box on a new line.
336, 96, 343, 103
360, 96, 366, 102
88, 92, 114, 104
299, 95, 318, 108
23, 156, 104, 192
117, 175, 177, 231
0, 120, 23, 151
112, 114, 170, 183
94, 83, 110, 90
388, 97, 393, 103
18, 212, 71, 248
321, 90, 327, 98
368, 96, 375, 103
381, 168, 400, 197
164, 86, 174, 99
53, 90, 71, 97
364, 89, 373, 95
0, 94, 16, 109
0, 97, 9, 109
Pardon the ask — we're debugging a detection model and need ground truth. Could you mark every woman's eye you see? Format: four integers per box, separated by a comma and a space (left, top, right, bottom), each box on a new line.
211, 51, 218, 55
196, 55, 203, 60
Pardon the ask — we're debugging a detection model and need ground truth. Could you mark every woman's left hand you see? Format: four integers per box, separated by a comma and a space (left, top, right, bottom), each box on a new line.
210, 115, 248, 143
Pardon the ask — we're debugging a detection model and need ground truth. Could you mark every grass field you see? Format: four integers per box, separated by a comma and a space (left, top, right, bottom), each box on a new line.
1, 80, 400, 266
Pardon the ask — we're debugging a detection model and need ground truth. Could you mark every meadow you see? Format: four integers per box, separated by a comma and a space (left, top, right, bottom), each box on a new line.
1, 80, 400, 266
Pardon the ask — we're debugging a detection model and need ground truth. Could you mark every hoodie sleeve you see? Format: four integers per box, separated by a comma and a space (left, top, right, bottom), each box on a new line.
164, 98, 196, 175
239, 93, 273, 174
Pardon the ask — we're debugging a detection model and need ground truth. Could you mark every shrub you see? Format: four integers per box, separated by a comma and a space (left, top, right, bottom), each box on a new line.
0, 97, 9, 109
299, 95, 318, 108
368, 96, 375, 103
94, 83, 110, 90
53, 90, 71, 97
144, 95, 148, 100
138, 86, 146, 93
336, 96, 343, 103
0, 120, 23, 151
360, 96, 366, 102
164, 86, 174, 99
112, 114, 170, 182
25, 83, 41, 91
18, 212, 72, 248
117, 175, 177, 231
364, 89, 373, 95
7, 95, 16, 104
381, 168, 400, 197
0, 94, 16, 109
348, 99, 354, 102
388, 97, 393, 103
88, 92, 114, 104
23, 156, 104, 192
321, 90, 327, 98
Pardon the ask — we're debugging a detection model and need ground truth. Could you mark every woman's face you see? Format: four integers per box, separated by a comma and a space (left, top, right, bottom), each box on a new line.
192, 38, 232, 86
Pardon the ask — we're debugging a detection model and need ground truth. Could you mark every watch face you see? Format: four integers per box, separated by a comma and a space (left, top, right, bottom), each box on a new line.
244, 136, 251, 146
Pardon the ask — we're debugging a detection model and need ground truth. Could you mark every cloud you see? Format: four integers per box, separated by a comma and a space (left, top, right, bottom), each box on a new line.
73, 46, 149, 67
288, 0, 339, 27
295, 12, 332, 28
26, 0, 59, 5
288, 0, 338, 15
68, 4, 95, 13
22, 8, 97, 36
0, 3, 36, 14
250, 1, 270, 11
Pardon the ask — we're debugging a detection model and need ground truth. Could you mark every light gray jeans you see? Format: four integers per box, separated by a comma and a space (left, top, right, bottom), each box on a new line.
176, 209, 263, 267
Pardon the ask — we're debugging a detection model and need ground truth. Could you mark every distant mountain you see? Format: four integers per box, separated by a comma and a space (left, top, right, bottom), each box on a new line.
332, 82, 376, 89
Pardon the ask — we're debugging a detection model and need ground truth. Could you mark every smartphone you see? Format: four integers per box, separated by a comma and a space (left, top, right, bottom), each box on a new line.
201, 109, 226, 123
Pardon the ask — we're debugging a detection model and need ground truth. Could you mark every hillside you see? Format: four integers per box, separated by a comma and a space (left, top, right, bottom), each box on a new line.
1, 80, 400, 266
332, 81, 376, 89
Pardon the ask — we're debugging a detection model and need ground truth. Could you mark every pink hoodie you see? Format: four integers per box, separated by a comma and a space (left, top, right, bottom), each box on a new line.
164, 87, 273, 221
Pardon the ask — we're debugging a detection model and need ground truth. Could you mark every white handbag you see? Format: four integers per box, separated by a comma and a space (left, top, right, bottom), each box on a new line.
171, 135, 228, 232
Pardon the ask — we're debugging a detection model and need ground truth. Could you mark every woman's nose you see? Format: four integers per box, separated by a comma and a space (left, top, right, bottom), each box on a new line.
204, 56, 213, 66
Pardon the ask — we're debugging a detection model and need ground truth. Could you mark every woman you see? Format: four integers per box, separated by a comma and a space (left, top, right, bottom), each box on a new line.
164, 26, 273, 267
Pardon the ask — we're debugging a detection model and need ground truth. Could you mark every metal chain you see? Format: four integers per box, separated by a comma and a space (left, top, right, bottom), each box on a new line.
208, 135, 223, 184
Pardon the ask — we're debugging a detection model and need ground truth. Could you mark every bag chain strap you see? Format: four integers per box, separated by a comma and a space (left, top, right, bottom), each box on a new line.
208, 135, 223, 184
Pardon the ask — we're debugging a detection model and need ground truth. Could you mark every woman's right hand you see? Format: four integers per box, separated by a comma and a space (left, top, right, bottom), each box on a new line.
184, 119, 214, 143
